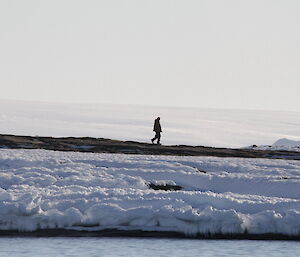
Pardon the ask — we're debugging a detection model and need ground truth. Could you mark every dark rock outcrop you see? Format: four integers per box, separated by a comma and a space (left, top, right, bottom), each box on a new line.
1, 134, 300, 160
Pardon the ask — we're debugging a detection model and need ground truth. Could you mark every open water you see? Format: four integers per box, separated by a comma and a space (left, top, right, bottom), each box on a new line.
0, 238, 299, 257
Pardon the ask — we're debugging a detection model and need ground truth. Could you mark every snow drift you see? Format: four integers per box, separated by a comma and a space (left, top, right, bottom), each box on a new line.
1, 149, 300, 237
246, 138, 300, 152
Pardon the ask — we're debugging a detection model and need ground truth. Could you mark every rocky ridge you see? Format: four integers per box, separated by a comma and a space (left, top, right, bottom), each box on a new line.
1, 134, 300, 160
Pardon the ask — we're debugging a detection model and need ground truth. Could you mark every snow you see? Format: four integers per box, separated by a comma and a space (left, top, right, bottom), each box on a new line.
273, 138, 300, 147
1, 99, 300, 148
246, 138, 300, 152
1, 149, 300, 236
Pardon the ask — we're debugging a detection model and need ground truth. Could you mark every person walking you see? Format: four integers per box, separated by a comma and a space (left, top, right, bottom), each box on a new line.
151, 117, 162, 145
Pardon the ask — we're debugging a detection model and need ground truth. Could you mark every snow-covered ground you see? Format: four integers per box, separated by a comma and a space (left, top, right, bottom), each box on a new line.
1, 149, 300, 236
1, 99, 300, 148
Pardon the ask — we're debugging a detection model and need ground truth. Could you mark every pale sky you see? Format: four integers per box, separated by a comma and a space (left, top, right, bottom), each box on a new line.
0, 0, 299, 111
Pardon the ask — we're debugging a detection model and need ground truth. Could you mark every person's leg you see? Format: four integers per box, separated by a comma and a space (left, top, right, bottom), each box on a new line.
152, 133, 158, 143
151, 136, 155, 143
152, 132, 161, 144
157, 132, 161, 144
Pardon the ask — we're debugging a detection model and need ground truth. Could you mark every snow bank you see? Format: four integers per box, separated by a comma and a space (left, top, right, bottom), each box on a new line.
0, 149, 300, 236
246, 138, 300, 152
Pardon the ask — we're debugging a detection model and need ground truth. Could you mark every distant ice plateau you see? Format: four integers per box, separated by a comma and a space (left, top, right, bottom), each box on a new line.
273, 138, 300, 147
1, 99, 300, 148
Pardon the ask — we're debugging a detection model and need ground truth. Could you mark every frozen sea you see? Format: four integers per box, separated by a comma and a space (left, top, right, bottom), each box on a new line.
0, 238, 299, 257
1, 99, 300, 148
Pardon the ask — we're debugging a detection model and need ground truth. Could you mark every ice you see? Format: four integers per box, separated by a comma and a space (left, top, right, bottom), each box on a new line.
246, 138, 300, 152
0, 149, 300, 236
273, 138, 300, 147
1, 99, 300, 147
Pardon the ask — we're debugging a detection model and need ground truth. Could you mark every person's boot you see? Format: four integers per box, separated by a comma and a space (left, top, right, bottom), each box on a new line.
151, 138, 155, 144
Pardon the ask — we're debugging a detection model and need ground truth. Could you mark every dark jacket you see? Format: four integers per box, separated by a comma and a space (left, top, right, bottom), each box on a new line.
153, 118, 162, 133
